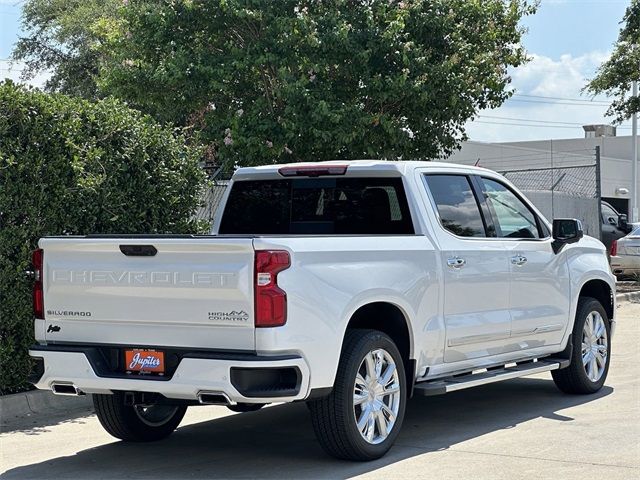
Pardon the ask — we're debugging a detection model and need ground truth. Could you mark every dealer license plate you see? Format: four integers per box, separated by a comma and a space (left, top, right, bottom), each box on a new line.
125, 349, 165, 374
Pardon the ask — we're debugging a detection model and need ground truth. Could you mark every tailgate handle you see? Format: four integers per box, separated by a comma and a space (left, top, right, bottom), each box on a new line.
119, 245, 157, 257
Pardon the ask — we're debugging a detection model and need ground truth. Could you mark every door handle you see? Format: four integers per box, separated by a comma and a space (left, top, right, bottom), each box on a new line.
511, 255, 527, 266
447, 257, 466, 269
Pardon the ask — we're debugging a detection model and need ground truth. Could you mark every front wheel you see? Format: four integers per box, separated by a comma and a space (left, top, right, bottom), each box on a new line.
552, 296, 611, 394
307, 329, 406, 461
93, 393, 187, 442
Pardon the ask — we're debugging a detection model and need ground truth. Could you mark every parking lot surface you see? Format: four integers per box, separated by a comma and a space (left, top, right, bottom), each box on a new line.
1, 302, 638, 480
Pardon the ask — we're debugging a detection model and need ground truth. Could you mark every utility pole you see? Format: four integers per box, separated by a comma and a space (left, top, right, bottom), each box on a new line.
596, 145, 602, 241
632, 76, 638, 223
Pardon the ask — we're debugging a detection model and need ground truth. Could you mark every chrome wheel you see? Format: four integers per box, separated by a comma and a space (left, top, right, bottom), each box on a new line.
353, 348, 401, 445
134, 405, 180, 427
582, 311, 608, 382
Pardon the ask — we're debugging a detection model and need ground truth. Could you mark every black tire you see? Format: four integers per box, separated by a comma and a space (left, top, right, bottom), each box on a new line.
307, 329, 407, 461
552, 296, 611, 394
227, 403, 265, 413
93, 392, 187, 442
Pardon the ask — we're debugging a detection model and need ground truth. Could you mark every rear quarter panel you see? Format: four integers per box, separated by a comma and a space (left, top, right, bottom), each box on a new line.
253, 236, 442, 389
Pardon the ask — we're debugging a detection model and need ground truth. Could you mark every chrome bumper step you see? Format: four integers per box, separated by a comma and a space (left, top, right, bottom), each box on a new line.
414, 358, 571, 397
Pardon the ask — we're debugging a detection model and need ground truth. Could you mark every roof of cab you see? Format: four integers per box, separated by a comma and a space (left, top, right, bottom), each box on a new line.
233, 160, 494, 178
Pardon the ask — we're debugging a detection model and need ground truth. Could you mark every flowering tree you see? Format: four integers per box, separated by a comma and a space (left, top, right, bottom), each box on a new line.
99, 0, 535, 167
15, 0, 536, 167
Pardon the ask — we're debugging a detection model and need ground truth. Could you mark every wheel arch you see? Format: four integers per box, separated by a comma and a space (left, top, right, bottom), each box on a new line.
579, 278, 614, 321
343, 301, 416, 396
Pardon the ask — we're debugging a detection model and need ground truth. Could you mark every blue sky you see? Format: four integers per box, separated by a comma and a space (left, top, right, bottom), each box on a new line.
0, 0, 634, 142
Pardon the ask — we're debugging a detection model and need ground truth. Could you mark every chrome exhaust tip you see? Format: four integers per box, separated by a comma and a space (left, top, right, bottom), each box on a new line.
51, 383, 84, 396
197, 391, 233, 405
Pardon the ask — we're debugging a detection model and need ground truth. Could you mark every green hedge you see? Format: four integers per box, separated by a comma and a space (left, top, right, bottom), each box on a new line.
0, 81, 207, 394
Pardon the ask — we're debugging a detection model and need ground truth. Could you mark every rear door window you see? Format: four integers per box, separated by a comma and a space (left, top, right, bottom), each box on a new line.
219, 177, 414, 235
424, 175, 486, 237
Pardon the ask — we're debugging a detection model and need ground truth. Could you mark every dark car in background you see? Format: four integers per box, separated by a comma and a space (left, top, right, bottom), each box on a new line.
601, 201, 634, 252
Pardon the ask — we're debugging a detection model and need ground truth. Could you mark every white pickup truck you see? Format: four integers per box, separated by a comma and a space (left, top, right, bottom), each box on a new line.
29, 161, 615, 461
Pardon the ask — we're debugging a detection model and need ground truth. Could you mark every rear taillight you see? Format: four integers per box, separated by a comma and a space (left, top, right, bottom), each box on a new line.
32, 248, 44, 319
254, 250, 290, 327
610, 240, 618, 257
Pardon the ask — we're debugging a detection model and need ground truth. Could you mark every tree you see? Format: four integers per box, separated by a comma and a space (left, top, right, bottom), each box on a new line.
97, 0, 536, 167
12, 0, 120, 99
586, 0, 640, 123
0, 81, 207, 393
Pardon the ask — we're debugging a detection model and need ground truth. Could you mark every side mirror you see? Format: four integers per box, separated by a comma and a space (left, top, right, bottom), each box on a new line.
552, 218, 583, 254
618, 214, 630, 232
607, 216, 618, 226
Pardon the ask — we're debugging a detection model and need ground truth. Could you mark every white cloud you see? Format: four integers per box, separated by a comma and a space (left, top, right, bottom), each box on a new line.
511, 51, 609, 98
464, 51, 633, 143
0, 60, 52, 88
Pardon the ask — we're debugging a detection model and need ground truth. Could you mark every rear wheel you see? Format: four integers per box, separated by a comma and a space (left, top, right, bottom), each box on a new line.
552, 297, 611, 394
93, 392, 187, 442
307, 329, 406, 461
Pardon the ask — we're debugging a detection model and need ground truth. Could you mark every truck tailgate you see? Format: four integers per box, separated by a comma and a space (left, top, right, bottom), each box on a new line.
39, 237, 255, 350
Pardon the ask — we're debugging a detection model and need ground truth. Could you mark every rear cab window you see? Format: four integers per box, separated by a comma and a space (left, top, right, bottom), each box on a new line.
219, 177, 414, 235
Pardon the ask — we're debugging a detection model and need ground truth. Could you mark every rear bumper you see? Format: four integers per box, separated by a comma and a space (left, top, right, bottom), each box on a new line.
610, 255, 640, 276
29, 344, 310, 404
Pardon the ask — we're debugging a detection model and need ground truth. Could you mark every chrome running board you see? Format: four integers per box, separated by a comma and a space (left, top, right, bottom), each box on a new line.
413, 359, 570, 397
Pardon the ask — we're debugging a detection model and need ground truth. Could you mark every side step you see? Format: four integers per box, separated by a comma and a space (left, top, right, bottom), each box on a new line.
414, 359, 570, 397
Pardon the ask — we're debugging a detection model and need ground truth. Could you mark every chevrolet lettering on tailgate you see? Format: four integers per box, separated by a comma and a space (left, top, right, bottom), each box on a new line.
51, 269, 235, 287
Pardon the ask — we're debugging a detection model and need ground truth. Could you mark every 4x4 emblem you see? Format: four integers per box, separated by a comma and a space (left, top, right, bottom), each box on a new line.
47, 324, 61, 333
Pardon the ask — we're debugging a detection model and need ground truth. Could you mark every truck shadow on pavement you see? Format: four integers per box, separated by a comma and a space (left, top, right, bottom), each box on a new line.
2, 378, 612, 479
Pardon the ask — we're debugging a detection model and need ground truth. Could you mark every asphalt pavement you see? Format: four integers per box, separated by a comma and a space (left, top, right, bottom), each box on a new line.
1, 302, 638, 480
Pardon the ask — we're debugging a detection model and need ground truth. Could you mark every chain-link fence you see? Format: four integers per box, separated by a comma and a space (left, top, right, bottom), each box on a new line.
499, 162, 600, 238
195, 170, 232, 227
444, 145, 602, 239
196, 152, 602, 238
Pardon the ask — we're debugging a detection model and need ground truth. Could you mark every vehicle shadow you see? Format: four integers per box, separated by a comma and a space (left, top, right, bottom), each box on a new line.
1, 378, 613, 479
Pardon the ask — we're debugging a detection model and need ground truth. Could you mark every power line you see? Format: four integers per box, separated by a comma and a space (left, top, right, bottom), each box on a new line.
506, 98, 611, 107
475, 121, 581, 129
479, 115, 584, 126
478, 115, 632, 129
512, 93, 609, 104
474, 120, 631, 130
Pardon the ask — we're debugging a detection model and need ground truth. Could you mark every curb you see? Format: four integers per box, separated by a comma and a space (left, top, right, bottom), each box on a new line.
616, 291, 640, 303
0, 388, 92, 423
